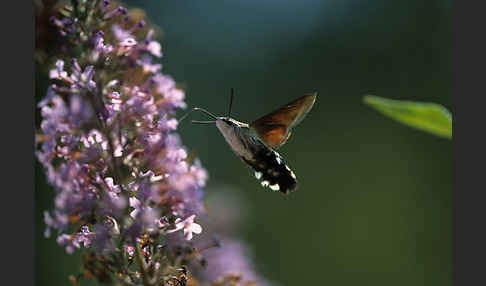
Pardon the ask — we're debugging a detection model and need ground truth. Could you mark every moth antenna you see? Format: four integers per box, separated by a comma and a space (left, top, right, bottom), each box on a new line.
227, 88, 234, 119
191, 120, 216, 124
178, 107, 219, 123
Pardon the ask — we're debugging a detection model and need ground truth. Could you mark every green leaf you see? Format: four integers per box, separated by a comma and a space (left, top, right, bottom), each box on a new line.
363, 95, 452, 139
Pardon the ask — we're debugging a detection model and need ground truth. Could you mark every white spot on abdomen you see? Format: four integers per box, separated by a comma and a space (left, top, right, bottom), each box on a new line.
269, 184, 280, 191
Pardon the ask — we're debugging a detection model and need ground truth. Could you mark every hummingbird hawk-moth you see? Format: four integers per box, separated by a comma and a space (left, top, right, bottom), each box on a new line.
180, 89, 317, 194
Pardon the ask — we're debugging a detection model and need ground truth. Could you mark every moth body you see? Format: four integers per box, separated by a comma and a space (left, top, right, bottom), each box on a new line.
215, 117, 297, 194
215, 118, 253, 161
182, 92, 316, 195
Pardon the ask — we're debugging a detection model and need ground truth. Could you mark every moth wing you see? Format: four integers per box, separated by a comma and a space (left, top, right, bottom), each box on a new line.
250, 93, 316, 149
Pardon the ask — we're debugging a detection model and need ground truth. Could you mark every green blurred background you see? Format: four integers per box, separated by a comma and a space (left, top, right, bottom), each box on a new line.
35, 0, 451, 285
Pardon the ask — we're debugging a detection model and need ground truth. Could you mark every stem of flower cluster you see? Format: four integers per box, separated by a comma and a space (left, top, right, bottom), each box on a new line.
135, 244, 154, 286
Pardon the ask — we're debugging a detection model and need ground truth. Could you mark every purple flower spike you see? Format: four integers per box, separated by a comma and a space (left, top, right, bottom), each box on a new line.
112, 25, 132, 41
93, 32, 114, 61
146, 41, 162, 58
166, 215, 203, 240
92, 223, 113, 253
137, 20, 146, 28
37, 2, 271, 285
200, 238, 271, 286
104, 6, 128, 19
49, 60, 68, 80
102, 0, 110, 9
118, 7, 128, 15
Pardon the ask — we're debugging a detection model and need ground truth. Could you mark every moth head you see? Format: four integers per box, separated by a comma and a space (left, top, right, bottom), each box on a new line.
219, 117, 248, 126
216, 117, 248, 132
215, 117, 232, 135
217, 117, 234, 126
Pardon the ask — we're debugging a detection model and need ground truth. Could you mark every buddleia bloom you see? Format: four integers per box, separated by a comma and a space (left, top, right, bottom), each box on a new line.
36, 1, 270, 285
37, 0, 207, 282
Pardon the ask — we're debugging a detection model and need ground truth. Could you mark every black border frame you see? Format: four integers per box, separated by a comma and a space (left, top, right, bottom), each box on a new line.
453, 1, 486, 285
4, 0, 35, 285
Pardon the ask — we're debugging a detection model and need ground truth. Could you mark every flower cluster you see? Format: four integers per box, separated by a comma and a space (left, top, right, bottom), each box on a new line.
36, 1, 270, 285
188, 190, 273, 286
